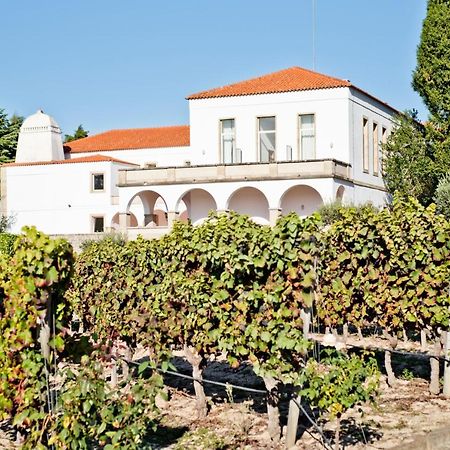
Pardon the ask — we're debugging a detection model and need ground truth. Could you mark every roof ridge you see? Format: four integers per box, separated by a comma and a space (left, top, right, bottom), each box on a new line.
71, 124, 190, 140
104, 124, 189, 133
289, 66, 351, 85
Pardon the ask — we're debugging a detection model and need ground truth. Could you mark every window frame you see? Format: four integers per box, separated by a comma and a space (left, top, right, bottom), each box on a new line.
257, 116, 276, 163
219, 118, 236, 164
298, 113, 316, 160
91, 172, 105, 192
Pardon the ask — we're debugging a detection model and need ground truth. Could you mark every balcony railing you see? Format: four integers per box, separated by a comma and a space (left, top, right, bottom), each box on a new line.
118, 159, 351, 187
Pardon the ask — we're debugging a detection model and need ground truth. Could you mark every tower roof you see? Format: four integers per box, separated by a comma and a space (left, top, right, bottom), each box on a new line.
186, 66, 352, 100
21, 109, 61, 132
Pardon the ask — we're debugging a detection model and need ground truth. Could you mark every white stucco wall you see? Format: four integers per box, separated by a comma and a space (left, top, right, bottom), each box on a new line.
188, 88, 351, 166
349, 88, 395, 189
4, 161, 132, 234
351, 183, 388, 208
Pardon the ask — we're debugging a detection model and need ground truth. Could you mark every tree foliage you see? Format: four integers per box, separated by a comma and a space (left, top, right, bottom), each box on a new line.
412, 0, 450, 128
384, 0, 450, 203
0, 110, 23, 163
64, 124, 89, 143
382, 111, 436, 205
434, 173, 450, 219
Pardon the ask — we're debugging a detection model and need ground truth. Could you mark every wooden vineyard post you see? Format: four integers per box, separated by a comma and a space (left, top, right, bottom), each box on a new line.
286, 397, 301, 449
443, 331, 450, 398
286, 308, 311, 449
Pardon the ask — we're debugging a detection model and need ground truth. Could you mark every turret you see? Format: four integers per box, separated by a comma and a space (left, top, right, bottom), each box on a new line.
15, 109, 64, 162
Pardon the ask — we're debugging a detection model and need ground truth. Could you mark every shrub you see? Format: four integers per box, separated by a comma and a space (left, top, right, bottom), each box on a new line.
434, 173, 450, 219
79, 232, 126, 252
0, 227, 74, 448
50, 354, 163, 450
317, 202, 378, 225
0, 215, 14, 233
0, 233, 17, 256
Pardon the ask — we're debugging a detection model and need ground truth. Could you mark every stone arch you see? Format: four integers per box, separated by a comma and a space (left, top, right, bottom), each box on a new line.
175, 188, 217, 226
126, 190, 168, 227
111, 212, 137, 229
279, 185, 323, 217
336, 185, 345, 203
227, 187, 270, 224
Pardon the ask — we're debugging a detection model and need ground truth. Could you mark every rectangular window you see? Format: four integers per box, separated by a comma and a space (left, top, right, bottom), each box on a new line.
92, 173, 104, 191
380, 126, 388, 170
258, 116, 276, 162
382, 126, 388, 144
220, 119, 235, 164
373, 122, 379, 176
93, 216, 104, 233
299, 114, 316, 159
363, 118, 369, 173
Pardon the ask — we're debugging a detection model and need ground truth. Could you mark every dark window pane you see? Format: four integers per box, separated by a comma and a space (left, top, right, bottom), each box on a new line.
93, 174, 104, 191
94, 217, 104, 232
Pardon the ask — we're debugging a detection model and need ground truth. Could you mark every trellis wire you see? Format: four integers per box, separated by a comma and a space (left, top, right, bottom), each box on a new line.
120, 356, 334, 449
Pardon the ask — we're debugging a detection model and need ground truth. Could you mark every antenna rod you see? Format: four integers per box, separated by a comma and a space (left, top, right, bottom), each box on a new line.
312, 0, 316, 70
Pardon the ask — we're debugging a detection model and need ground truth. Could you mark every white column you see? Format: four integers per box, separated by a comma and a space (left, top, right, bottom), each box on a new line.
119, 212, 130, 232
269, 208, 282, 226
167, 211, 179, 228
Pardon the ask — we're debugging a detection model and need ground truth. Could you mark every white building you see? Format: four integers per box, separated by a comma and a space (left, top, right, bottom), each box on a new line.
0, 67, 396, 239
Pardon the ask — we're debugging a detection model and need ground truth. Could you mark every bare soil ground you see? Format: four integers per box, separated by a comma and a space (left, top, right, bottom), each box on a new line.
145, 336, 450, 450
148, 370, 450, 449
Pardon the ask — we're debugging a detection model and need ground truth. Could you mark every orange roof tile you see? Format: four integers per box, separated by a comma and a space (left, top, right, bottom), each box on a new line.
65, 125, 190, 153
2, 154, 137, 168
187, 66, 352, 100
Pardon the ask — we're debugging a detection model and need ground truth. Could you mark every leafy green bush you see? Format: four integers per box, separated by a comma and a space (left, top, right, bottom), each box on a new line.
79, 233, 126, 252
317, 202, 378, 225
0, 232, 17, 256
50, 354, 163, 450
69, 203, 450, 440
300, 350, 379, 449
434, 173, 450, 219
0, 227, 74, 448
318, 195, 450, 337
0, 215, 14, 233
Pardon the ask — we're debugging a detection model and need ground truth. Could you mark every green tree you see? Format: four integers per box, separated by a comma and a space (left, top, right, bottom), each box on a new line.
64, 124, 89, 143
412, 0, 450, 128
434, 173, 450, 218
412, 0, 450, 178
0, 110, 23, 163
382, 111, 436, 205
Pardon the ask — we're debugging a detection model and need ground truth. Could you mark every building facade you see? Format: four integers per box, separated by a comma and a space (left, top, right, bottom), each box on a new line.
0, 67, 396, 239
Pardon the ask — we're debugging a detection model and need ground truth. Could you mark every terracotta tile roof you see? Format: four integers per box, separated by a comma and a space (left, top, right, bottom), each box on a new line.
187, 66, 352, 100
64, 125, 190, 153
2, 154, 138, 168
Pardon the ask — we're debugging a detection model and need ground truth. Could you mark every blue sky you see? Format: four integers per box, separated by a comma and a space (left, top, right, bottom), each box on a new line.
3, 1, 427, 135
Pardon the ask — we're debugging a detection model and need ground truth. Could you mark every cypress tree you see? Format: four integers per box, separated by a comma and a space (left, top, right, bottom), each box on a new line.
412, 0, 450, 127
